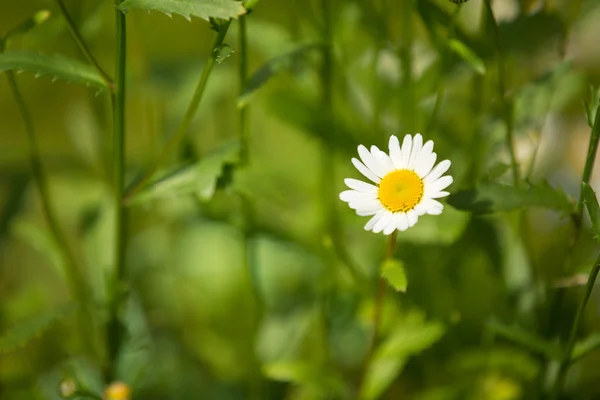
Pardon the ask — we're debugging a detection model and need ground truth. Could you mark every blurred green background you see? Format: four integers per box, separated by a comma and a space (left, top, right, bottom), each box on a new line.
2, 0, 600, 399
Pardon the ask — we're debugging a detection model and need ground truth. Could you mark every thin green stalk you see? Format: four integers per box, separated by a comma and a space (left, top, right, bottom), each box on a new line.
54, 0, 113, 89
427, 5, 462, 133
0, 67, 94, 354
106, 0, 127, 381
123, 21, 232, 202
398, 0, 415, 132
483, 0, 520, 185
356, 230, 397, 398
2, 41, 94, 356
239, 15, 249, 167
576, 105, 600, 222
550, 257, 600, 400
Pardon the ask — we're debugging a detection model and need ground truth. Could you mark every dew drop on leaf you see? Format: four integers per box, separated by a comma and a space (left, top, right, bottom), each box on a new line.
213, 44, 234, 64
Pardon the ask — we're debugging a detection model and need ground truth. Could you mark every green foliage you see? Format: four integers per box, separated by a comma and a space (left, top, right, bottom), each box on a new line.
118, 0, 246, 21
238, 44, 322, 107
583, 183, 600, 243
381, 258, 408, 292
448, 39, 485, 75
3, 10, 51, 43
128, 140, 240, 204
448, 181, 574, 215
0, 51, 108, 88
0, 304, 76, 354
573, 333, 600, 362
486, 320, 561, 359
360, 310, 445, 400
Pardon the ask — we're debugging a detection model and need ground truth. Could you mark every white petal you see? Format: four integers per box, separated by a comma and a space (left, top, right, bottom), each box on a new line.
373, 211, 393, 233
419, 140, 434, 159
352, 158, 381, 183
357, 204, 383, 216
426, 176, 453, 195
401, 134, 412, 165
365, 210, 385, 231
383, 218, 397, 235
372, 146, 394, 174
344, 178, 378, 194
406, 210, 418, 227
422, 198, 444, 215
414, 203, 428, 216
407, 133, 423, 169
415, 152, 437, 178
349, 198, 380, 210
394, 212, 409, 231
388, 135, 404, 169
358, 145, 386, 177
424, 160, 451, 183
428, 191, 450, 199
340, 190, 374, 203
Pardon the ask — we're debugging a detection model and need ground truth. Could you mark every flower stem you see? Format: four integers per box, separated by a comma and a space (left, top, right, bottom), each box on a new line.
123, 21, 232, 203
550, 256, 600, 400
54, 0, 113, 89
356, 230, 397, 398
576, 105, 600, 223
106, 0, 127, 381
483, 0, 520, 186
2, 41, 94, 356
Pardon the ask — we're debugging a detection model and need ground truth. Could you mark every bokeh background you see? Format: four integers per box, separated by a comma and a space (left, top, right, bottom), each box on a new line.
2, 0, 600, 399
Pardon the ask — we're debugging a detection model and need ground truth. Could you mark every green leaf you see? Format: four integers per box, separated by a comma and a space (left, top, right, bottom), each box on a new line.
572, 333, 600, 362
360, 311, 445, 400
263, 361, 346, 397
447, 181, 574, 215
448, 39, 486, 75
0, 303, 76, 354
129, 140, 240, 204
118, 0, 246, 21
0, 51, 107, 88
238, 44, 322, 108
582, 183, 600, 243
381, 258, 407, 293
485, 319, 560, 359
485, 163, 510, 181
242, 0, 260, 11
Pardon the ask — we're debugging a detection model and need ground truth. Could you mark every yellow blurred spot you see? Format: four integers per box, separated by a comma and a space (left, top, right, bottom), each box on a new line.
34, 10, 51, 24
104, 381, 131, 400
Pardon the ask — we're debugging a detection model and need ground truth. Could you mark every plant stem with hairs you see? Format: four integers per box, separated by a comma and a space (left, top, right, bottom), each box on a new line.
123, 21, 232, 202
106, 0, 127, 381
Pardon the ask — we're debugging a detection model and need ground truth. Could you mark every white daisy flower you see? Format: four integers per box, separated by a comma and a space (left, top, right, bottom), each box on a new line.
340, 134, 453, 235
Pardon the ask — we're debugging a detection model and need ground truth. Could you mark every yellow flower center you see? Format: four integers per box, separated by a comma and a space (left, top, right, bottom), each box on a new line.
378, 169, 424, 212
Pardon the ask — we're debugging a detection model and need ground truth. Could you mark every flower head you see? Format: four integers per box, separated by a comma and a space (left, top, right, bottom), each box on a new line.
340, 134, 452, 235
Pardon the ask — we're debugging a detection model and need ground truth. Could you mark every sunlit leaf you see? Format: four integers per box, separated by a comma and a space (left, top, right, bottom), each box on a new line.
485, 319, 560, 359
128, 140, 240, 204
118, 0, 246, 21
238, 44, 322, 108
448, 39, 485, 75
263, 361, 346, 397
0, 304, 76, 354
572, 333, 600, 362
242, 0, 260, 11
447, 181, 574, 215
381, 258, 407, 293
582, 183, 600, 244
360, 311, 445, 400
0, 51, 107, 88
